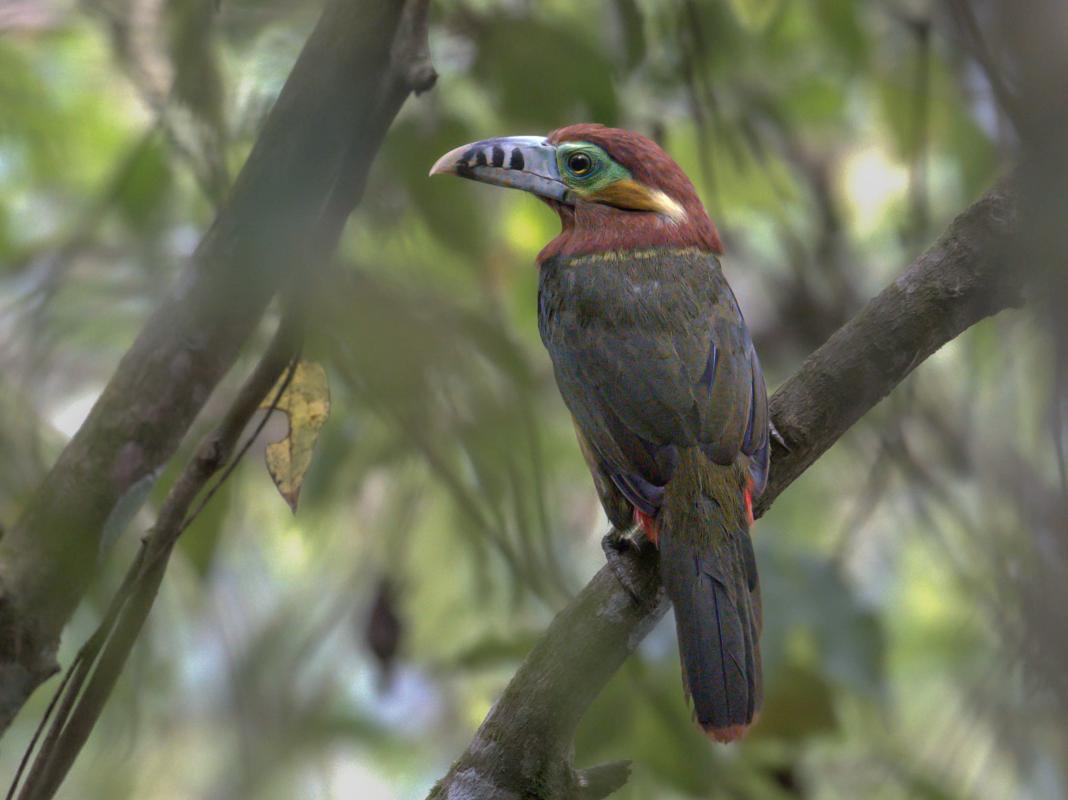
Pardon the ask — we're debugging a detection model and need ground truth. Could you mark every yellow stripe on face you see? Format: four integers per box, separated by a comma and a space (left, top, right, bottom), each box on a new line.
583, 179, 687, 222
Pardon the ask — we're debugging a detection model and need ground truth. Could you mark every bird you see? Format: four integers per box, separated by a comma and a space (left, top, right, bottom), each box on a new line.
430, 124, 769, 743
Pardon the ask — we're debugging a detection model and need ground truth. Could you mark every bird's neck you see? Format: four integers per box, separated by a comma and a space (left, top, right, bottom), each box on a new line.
537, 199, 722, 264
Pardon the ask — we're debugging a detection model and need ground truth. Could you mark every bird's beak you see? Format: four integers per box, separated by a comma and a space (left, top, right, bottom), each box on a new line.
429, 135, 569, 203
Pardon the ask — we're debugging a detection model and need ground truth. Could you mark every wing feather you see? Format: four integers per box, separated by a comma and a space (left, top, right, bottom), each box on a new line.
539, 250, 769, 517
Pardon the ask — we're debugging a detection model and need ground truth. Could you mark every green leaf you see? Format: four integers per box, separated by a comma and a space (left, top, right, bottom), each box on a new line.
115, 138, 173, 231
751, 663, 837, 740
728, 0, 780, 32
446, 630, 544, 670
381, 116, 487, 257
472, 13, 619, 128
612, 0, 646, 71
814, 0, 868, 68
760, 543, 887, 701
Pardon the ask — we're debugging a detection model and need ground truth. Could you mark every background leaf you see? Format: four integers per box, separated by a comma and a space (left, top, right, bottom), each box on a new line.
261, 360, 331, 512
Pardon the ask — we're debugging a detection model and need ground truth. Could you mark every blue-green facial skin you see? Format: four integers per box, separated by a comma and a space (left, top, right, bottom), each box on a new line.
555, 141, 632, 194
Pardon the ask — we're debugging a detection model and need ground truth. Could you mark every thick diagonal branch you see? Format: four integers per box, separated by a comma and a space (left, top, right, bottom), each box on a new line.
9, 317, 299, 800
0, 0, 436, 732
428, 182, 1020, 800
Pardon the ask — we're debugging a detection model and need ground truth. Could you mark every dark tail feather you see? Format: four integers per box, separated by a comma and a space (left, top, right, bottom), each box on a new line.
658, 450, 762, 742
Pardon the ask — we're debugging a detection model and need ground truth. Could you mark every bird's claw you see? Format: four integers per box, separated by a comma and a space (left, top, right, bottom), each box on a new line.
770, 419, 790, 452
602, 527, 654, 606
602, 526, 641, 552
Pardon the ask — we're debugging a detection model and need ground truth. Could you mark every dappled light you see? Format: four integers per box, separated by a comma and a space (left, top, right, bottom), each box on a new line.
0, 1, 1065, 799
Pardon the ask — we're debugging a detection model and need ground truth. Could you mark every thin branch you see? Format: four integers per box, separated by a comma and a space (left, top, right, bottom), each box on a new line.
907, 16, 932, 246
944, 0, 1025, 131
0, 0, 436, 733
428, 180, 1020, 800
755, 180, 1019, 512
8, 317, 300, 800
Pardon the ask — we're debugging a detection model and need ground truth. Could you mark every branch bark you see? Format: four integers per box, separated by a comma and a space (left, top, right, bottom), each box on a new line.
428, 181, 1021, 800
0, 0, 436, 732
9, 316, 300, 800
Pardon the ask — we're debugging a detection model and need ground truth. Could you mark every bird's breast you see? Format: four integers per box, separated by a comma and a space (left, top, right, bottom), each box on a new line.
537, 247, 726, 346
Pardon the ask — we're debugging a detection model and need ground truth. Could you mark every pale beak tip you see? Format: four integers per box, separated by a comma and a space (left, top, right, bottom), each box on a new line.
428, 146, 465, 177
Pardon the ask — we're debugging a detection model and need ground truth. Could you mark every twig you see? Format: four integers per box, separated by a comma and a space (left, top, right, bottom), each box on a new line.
0, 0, 436, 733
944, 0, 1025, 131
908, 16, 931, 246
8, 317, 300, 800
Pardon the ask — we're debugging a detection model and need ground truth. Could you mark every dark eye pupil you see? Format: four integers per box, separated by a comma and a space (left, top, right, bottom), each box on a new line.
569, 153, 592, 174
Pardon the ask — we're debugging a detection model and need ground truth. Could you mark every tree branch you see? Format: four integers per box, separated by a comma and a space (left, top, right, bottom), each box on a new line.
428, 181, 1020, 800
0, 0, 436, 732
8, 314, 299, 800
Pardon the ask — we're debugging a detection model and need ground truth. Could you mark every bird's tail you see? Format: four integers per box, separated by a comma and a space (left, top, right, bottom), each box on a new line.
657, 447, 762, 743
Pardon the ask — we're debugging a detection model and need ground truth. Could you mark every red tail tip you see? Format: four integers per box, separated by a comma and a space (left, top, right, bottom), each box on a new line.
704, 723, 748, 744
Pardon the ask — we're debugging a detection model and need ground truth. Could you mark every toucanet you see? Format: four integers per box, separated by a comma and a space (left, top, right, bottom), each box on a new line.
431, 125, 770, 743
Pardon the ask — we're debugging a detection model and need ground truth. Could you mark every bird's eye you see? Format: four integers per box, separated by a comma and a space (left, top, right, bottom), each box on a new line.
567, 152, 594, 176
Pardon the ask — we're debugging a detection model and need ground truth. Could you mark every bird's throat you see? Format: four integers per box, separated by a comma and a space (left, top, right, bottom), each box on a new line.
537, 200, 722, 264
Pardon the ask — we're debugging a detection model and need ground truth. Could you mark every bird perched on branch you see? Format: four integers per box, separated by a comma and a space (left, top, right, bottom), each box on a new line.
430, 124, 769, 743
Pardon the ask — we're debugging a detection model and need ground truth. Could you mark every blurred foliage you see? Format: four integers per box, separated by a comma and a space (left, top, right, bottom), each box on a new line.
0, 0, 1059, 798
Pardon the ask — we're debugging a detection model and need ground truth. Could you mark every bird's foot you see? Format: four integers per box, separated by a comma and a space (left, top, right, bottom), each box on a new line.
602, 527, 655, 606
770, 418, 791, 452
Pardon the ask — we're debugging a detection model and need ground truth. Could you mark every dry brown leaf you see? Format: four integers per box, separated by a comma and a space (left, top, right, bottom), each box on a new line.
260, 360, 330, 512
